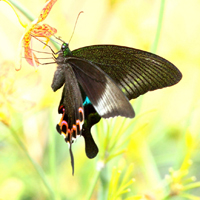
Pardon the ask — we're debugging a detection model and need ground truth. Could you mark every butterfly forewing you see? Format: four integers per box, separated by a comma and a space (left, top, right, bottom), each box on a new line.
67, 57, 135, 118
72, 45, 182, 100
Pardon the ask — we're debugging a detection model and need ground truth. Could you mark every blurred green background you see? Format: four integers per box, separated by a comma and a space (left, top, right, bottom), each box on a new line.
1, 0, 200, 199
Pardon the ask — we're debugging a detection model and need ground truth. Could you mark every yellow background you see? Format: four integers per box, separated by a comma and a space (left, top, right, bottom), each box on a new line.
0, 0, 200, 199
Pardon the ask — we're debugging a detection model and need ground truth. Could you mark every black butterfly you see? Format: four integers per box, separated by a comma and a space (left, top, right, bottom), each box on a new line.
50, 42, 182, 175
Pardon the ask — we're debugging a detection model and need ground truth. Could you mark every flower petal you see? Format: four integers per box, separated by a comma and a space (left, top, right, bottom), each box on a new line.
23, 31, 40, 67
31, 24, 57, 37
37, 0, 57, 23
22, 23, 57, 68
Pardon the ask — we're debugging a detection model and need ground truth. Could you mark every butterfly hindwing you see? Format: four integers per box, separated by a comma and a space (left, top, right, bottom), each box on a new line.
72, 45, 182, 100
82, 102, 100, 159
79, 86, 100, 158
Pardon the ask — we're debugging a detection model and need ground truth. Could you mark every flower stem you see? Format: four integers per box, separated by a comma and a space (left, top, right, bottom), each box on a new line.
85, 168, 101, 200
8, 0, 35, 22
151, 0, 166, 54
9, 126, 56, 200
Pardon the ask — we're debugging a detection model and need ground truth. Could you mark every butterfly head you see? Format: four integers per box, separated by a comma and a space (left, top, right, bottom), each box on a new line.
61, 42, 72, 57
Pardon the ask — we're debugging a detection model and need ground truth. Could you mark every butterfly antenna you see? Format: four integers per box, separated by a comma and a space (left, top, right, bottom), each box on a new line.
53, 11, 83, 45
68, 11, 84, 44
53, 35, 66, 43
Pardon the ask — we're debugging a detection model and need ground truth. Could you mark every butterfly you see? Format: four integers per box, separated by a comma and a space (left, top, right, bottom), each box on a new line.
47, 39, 183, 174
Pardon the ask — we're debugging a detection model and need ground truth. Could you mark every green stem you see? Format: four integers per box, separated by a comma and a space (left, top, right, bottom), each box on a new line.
183, 182, 200, 191
99, 165, 109, 200
8, 0, 35, 22
10, 126, 56, 200
162, 194, 171, 200
140, 140, 162, 186
49, 109, 58, 199
85, 169, 101, 200
135, 0, 166, 114
151, 0, 166, 54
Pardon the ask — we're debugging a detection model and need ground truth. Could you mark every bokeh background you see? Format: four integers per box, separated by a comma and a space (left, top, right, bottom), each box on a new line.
1, 0, 200, 199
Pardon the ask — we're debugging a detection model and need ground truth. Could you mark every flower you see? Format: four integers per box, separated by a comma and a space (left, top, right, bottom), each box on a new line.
21, 0, 57, 69
1, 0, 57, 69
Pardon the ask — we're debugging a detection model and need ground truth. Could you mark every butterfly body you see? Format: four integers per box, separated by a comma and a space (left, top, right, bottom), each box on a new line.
51, 42, 182, 174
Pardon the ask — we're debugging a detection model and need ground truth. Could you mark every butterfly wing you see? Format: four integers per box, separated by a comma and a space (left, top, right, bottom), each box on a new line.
67, 57, 135, 118
79, 86, 100, 158
51, 64, 84, 175
72, 45, 182, 100
52, 64, 84, 139
82, 101, 100, 158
